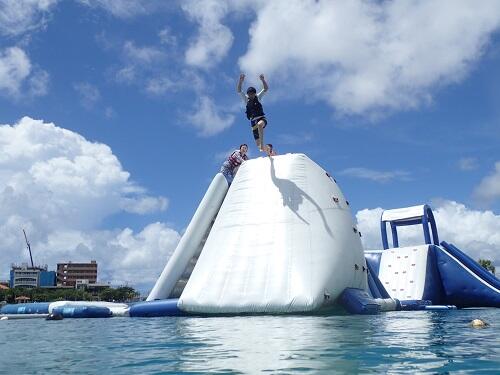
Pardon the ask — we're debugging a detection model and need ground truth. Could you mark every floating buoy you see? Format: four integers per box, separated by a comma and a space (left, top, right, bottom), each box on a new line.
470, 319, 488, 328
0, 316, 8, 320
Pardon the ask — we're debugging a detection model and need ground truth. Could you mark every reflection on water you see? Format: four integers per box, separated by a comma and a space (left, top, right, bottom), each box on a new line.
176, 315, 369, 373
0, 309, 499, 374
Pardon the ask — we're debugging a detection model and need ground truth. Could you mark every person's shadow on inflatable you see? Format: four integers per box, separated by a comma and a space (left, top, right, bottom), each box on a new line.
270, 157, 332, 236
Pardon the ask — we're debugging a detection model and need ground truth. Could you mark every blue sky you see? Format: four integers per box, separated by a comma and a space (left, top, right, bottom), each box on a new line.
1, 0, 499, 289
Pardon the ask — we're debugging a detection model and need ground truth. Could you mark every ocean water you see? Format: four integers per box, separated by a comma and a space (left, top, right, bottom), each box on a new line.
0, 309, 499, 374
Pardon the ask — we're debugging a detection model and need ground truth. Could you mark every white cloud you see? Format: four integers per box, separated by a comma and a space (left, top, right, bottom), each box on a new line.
123, 41, 165, 64
0, 0, 58, 37
78, 0, 154, 19
28, 68, 49, 96
0, 117, 175, 285
73, 82, 101, 109
356, 201, 500, 265
182, 0, 234, 68
238, 0, 500, 115
474, 161, 500, 205
458, 157, 479, 171
0, 46, 49, 98
104, 106, 116, 118
158, 27, 177, 47
121, 196, 169, 215
0, 47, 30, 95
145, 77, 175, 96
34, 223, 180, 288
115, 65, 136, 84
114, 41, 170, 90
339, 167, 411, 183
185, 95, 235, 137
276, 132, 313, 145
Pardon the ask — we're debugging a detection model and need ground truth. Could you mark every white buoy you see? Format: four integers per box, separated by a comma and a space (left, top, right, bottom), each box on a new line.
471, 319, 488, 328
0, 316, 8, 320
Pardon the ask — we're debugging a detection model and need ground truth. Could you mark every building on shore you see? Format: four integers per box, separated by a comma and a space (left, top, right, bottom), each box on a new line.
9, 264, 56, 288
76, 279, 110, 297
57, 260, 98, 287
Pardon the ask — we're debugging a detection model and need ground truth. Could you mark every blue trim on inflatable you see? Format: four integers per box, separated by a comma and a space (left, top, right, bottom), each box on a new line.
0, 302, 50, 315
129, 299, 185, 317
421, 245, 445, 304
427, 207, 439, 246
390, 223, 399, 248
52, 306, 112, 318
399, 300, 456, 311
423, 305, 457, 310
366, 260, 391, 299
339, 288, 381, 315
364, 252, 382, 276
380, 215, 389, 250
440, 242, 500, 289
381, 204, 439, 249
399, 300, 432, 310
436, 243, 500, 308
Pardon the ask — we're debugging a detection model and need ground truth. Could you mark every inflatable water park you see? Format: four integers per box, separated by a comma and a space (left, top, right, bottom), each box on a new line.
2, 153, 499, 320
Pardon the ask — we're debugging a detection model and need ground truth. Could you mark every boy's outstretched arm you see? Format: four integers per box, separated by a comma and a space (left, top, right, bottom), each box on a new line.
237, 73, 245, 93
260, 74, 269, 92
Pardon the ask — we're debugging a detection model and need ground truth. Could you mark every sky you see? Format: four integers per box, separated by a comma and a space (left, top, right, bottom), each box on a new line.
0, 0, 499, 291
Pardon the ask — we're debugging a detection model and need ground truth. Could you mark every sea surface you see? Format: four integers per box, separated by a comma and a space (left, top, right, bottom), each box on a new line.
0, 308, 499, 374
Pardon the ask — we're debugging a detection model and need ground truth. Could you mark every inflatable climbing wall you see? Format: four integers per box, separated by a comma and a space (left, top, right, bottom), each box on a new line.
178, 153, 367, 313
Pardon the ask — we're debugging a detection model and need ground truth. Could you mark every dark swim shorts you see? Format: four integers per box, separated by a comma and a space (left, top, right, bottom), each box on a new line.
250, 117, 267, 140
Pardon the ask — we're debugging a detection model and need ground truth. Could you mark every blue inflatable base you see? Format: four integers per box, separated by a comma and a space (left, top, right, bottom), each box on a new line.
437, 242, 500, 308
129, 299, 185, 317
0, 302, 50, 315
339, 288, 381, 315
52, 306, 112, 318
398, 300, 456, 311
399, 300, 432, 311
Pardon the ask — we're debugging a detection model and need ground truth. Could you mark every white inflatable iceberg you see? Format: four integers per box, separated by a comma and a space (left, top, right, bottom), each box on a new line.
149, 153, 368, 313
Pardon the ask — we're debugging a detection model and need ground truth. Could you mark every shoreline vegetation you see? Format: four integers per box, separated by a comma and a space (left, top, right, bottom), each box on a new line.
0, 286, 140, 304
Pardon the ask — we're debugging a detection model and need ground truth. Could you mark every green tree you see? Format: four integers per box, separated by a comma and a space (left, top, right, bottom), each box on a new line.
478, 259, 496, 275
1, 285, 140, 304
98, 286, 139, 302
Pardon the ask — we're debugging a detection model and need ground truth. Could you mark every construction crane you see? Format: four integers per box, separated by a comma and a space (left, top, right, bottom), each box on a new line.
23, 229, 35, 268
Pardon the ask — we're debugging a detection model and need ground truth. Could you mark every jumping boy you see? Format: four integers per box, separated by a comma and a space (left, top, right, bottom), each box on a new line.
237, 73, 269, 153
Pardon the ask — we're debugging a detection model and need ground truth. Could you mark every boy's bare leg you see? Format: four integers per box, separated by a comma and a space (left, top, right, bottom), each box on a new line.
257, 121, 265, 151
254, 138, 261, 149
